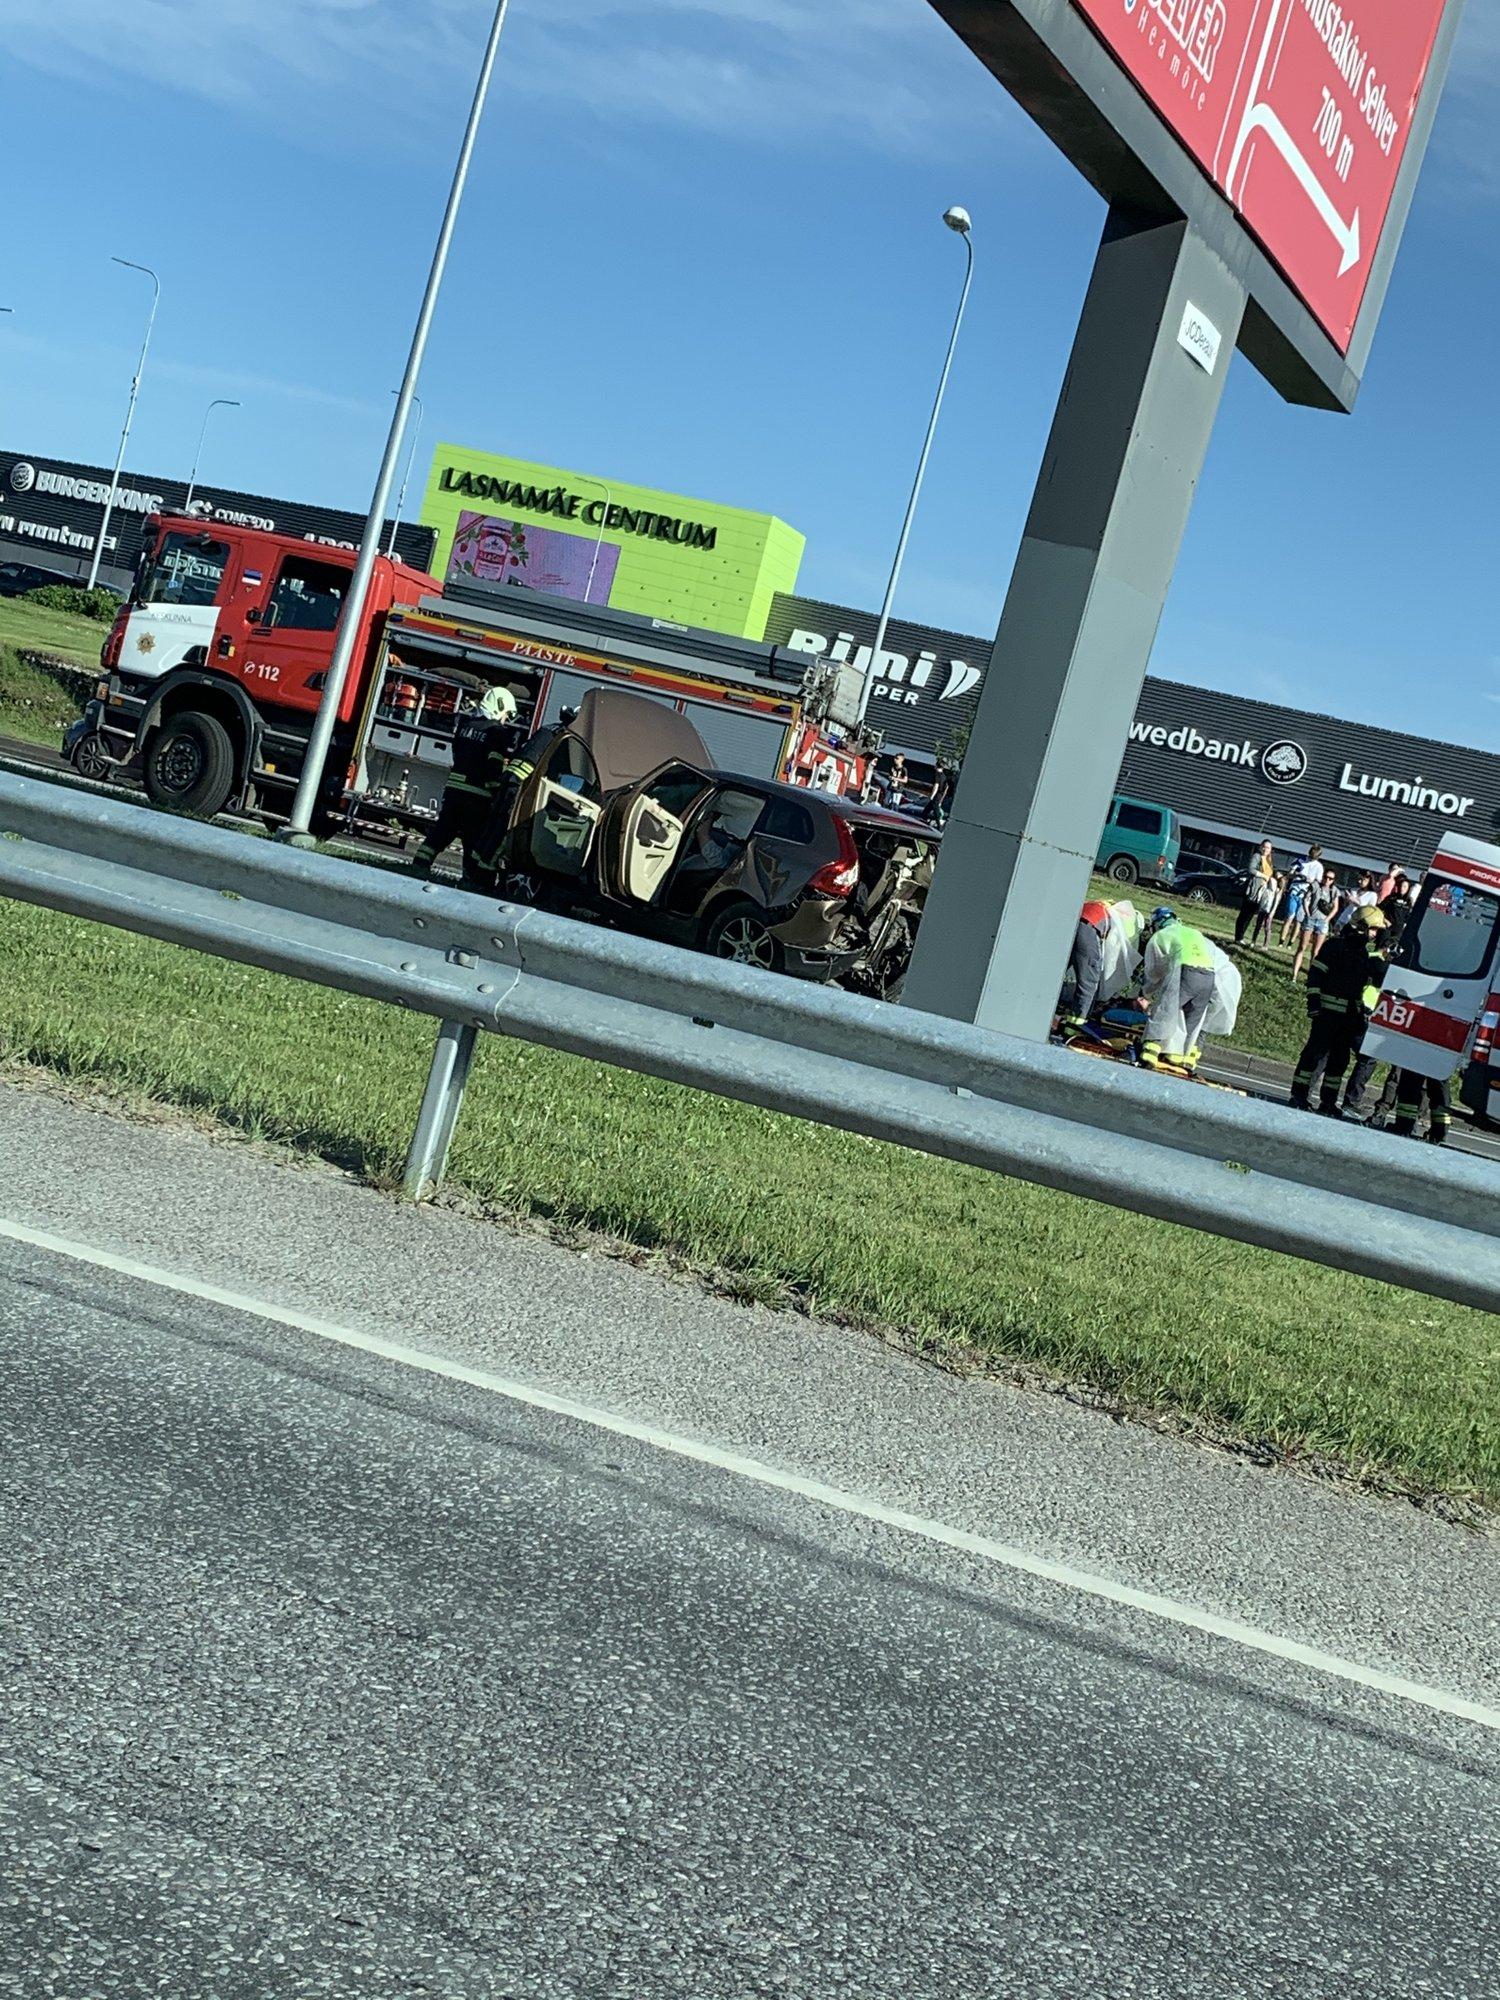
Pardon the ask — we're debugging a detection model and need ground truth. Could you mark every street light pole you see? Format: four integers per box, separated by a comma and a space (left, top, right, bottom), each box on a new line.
184, 398, 241, 513
87, 258, 161, 592
856, 208, 974, 728
385, 392, 425, 557
285, 0, 513, 840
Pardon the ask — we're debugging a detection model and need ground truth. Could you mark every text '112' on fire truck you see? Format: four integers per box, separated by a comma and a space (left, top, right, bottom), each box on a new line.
79, 516, 875, 834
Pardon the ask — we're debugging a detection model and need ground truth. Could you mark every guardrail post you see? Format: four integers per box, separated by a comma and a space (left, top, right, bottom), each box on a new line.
403, 1018, 479, 1201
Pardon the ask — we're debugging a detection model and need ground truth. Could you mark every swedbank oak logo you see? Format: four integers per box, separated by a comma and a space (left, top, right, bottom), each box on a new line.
1261, 740, 1309, 787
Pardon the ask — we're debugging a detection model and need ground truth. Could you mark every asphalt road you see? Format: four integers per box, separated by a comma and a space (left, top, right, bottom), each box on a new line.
2, 1091, 1498, 1996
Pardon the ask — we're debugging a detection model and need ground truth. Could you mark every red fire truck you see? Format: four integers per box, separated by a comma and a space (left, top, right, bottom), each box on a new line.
84, 516, 870, 830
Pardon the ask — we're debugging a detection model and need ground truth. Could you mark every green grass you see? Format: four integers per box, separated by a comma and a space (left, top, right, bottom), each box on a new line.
1, 893, 1496, 1510
0, 595, 100, 748
0, 648, 90, 748
0, 592, 109, 668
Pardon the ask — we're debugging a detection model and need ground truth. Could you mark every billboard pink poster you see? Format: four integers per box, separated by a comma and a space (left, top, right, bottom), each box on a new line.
446, 510, 620, 605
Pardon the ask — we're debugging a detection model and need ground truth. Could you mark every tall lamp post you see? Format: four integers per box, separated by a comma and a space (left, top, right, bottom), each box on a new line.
184, 398, 241, 513
385, 392, 425, 557
87, 258, 161, 591
856, 207, 974, 727
285, 0, 514, 840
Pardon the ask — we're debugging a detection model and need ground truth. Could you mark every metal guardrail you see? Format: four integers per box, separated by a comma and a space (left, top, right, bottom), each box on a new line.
1, 768, 1496, 1313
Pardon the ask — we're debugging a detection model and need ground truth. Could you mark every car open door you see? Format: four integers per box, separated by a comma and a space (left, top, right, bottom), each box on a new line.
597, 762, 715, 908
512, 727, 607, 884
1361, 833, 1500, 1081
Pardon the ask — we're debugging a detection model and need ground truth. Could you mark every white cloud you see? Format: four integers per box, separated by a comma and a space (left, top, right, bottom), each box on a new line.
150, 355, 384, 421
4, 0, 996, 151
1, 325, 383, 422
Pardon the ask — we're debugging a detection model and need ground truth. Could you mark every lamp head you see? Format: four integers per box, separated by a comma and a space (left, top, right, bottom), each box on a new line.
943, 206, 972, 236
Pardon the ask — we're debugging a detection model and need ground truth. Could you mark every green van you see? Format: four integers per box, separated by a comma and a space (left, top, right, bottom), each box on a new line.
1096, 795, 1181, 887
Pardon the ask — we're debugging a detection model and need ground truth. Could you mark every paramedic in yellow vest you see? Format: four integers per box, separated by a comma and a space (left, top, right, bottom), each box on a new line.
1134, 908, 1219, 1072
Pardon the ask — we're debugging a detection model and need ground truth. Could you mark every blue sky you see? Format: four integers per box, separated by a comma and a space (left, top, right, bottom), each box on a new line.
5, 1, 1496, 743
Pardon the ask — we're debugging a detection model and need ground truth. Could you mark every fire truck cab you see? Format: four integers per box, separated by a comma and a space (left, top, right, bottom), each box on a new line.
94, 516, 438, 822
1361, 830, 1500, 1123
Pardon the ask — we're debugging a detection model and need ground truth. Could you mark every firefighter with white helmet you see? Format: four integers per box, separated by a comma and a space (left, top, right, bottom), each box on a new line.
411, 682, 521, 887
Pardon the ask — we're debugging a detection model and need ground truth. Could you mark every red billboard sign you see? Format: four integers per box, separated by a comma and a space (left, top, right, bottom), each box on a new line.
1071, 1, 1447, 351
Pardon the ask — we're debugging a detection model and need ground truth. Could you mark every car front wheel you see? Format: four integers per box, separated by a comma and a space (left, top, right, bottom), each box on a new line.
1185, 885, 1213, 906
704, 902, 784, 973
70, 731, 115, 783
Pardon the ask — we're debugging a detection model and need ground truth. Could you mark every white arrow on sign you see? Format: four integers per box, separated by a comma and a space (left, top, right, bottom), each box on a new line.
1224, 0, 1363, 278
1231, 103, 1363, 275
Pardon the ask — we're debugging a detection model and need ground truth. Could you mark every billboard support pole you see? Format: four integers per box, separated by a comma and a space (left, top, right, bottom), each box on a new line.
902, 207, 1247, 1041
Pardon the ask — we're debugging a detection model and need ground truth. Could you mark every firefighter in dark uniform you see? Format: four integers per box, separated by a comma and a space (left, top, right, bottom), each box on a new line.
1392, 1069, 1452, 1145
468, 706, 578, 892
1289, 905, 1388, 1115
411, 685, 521, 886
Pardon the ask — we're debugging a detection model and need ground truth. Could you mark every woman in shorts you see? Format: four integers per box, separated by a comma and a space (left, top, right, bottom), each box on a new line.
1292, 871, 1339, 983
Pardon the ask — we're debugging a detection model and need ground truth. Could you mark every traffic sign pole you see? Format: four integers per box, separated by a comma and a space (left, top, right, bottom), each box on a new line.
901, 207, 1247, 1042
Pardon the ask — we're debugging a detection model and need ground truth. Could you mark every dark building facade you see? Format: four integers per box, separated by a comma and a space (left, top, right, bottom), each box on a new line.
0, 447, 435, 593
766, 591, 1500, 874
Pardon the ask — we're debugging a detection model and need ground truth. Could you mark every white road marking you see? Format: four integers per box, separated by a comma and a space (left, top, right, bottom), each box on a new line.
4, 1213, 1497, 1736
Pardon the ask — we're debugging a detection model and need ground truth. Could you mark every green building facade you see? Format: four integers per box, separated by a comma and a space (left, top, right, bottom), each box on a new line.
418, 447, 804, 640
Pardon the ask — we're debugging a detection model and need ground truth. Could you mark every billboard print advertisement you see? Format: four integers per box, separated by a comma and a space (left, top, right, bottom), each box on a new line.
1071, 0, 1448, 350
446, 510, 621, 606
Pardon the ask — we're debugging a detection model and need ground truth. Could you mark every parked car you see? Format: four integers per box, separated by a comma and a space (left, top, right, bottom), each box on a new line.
1171, 856, 1244, 907
498, 688, 936, 988
0, 560, 72, 598
63, 703, 120, 782
1096, 794, 1181, 886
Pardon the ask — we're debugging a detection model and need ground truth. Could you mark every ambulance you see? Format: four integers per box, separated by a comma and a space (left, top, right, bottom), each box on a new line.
1360, 831, 1500, 1126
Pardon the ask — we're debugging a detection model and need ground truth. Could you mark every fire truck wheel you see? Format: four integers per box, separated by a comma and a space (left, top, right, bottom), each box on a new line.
144, 710, 237, 818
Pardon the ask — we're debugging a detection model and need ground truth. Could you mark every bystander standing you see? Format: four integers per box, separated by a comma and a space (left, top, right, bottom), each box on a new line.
1279, 847, 1325, 946
1292, 868, 1340, 982
1234, 839, 1277, 946
1254, 872, 1287, 948
1380, 872, 1415, 947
